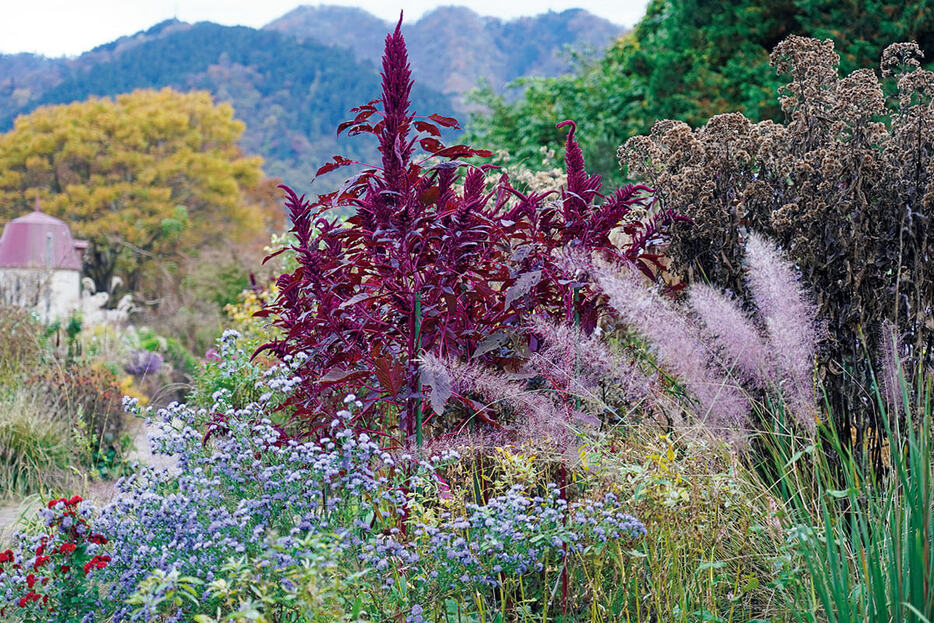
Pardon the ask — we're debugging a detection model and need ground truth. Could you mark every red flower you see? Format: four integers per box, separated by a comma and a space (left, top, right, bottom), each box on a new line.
57, 543, 76, 555
82, 554, 110, 576
17, 592, 41, 607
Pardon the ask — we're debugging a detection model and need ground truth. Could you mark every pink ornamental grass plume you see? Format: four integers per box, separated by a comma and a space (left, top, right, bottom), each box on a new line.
688, 284, 770, 387
526, 315, 653, 410
591, 260, 751, 445
419, 353, 572, 448
744, 233, 817, 431
877, 320, 905, 419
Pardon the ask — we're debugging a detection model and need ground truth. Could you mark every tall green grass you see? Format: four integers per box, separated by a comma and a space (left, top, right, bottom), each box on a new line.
756, 367, 934, 622
0, 385, 76, 499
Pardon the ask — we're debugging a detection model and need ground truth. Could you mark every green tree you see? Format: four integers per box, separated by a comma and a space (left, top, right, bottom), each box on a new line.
0, 88, 270, 296
467, 0, 934, 182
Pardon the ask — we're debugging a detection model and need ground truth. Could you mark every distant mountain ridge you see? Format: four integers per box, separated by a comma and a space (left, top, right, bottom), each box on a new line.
0, 6, 624, 191
266, 5, 625, 108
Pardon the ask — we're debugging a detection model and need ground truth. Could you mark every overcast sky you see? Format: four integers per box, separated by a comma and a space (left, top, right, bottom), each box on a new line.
1, 1, 650, 57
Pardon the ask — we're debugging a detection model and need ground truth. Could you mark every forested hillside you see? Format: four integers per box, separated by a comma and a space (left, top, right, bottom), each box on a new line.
266, 6, 624, 108
0, 20, 448, 189
0, 7, 623, 191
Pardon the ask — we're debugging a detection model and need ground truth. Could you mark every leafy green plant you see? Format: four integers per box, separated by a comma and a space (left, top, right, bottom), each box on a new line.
788, 370, 934, 622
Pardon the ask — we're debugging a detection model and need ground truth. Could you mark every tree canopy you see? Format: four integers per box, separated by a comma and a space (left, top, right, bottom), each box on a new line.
0, 88, 273, 296
466, 0, 934, 184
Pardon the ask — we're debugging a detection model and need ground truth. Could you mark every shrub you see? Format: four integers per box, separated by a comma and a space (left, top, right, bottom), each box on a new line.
620, 36, 934, 460
0, 307, 43, 386
260, 18, 674, 446
27, 363, 125, 474
0, 386, 74, 499
191, 329, 277, 413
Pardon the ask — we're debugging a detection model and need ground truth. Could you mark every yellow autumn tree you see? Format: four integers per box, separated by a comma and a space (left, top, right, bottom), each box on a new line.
0, 88, 275, 296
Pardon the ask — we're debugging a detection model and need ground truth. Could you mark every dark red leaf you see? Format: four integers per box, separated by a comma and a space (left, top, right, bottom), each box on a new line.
428, 113, 460, 128
374, 357, 405, 398
418, 186, 441, 205
419, 137, 445, 153
414, 121, 441, 137
347, 124, 377, 136
318, 368, 369, 389
316, 155, 353, 177
350, 100, 379, 113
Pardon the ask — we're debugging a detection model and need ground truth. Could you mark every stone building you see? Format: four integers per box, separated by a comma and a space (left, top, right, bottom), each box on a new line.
0, 197, 87, 322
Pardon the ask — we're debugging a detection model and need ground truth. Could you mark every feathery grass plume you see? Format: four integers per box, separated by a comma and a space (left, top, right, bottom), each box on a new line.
419, 353, 572, 449
744, 233, 817, 430
526, 315, 654, 415
877, 319, 905, 419
590, 259, 751, 444
688, 284, 770, 387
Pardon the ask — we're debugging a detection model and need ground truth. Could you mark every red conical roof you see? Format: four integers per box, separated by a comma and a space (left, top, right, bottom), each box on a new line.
0, 198, 87, 270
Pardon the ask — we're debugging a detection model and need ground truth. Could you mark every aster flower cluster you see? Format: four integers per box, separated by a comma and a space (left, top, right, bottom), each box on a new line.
394, 485, 645, 603
2, 330, 645, 621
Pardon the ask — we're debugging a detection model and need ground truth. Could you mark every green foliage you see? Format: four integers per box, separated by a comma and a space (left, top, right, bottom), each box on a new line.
127, 542, 371, 623
467, 0, 934, 182
0, 386, 74, 499
757, 368, 934, 622
190, 330, 276, 414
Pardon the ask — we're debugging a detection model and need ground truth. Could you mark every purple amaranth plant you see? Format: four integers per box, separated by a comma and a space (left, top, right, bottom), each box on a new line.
257, 17, 508, 444
500, 120, 682, 334
257, 17, 676, 446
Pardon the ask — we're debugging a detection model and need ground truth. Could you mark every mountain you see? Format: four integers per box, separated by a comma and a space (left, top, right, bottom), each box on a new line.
266, 5, 625, 108
0, 20, 452, 191
0, 7, 624, 192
